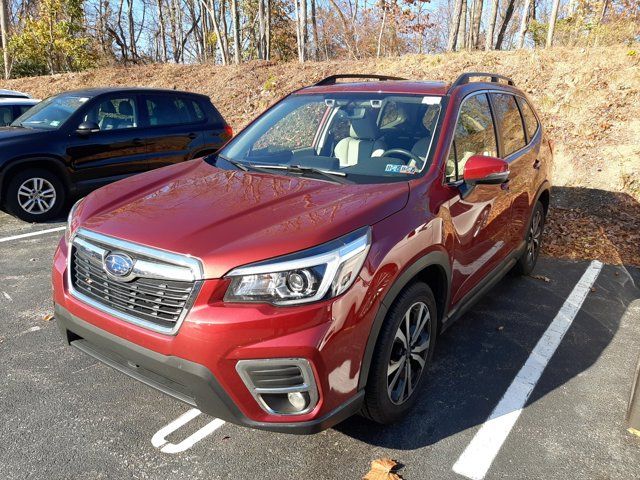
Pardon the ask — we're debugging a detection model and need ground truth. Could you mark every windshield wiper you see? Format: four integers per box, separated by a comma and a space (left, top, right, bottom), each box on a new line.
247, 164, 349, 184
214, 154, 250, 171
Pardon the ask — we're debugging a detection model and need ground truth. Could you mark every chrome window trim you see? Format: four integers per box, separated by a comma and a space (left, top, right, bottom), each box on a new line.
67, 228, 204, 335
235, 358, 319, 416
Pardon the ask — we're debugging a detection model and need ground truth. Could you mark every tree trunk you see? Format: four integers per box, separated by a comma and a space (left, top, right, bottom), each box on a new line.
471, 0, 483, 49
495, 0, 515, 50
311, 0, 319, 60
258, 0, 265, 59
300, 0, 307, 61
485, 0, 499, 50
157, 0, 168, 62
546, 0, 560, 47
599, 0, 609, 24
265, 0, 271, 60
231, 0, 241, 63
0, 0, 10, 79
377, 5, 386, 58
448, 0, 464, 51
516, 0, 532, 48
456, 0, 467, 50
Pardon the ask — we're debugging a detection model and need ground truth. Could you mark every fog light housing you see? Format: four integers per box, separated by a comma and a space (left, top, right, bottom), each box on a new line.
236, 359, 318, 416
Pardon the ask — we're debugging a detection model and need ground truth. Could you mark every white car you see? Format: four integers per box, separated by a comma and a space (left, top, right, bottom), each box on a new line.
0, 98, 40, 127
0, 89, 31, 99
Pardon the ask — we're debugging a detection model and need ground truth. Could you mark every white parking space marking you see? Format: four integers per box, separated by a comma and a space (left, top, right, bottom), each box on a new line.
452, 260, 603, 480
0, 226, 65, 244
152, 408, 225, 454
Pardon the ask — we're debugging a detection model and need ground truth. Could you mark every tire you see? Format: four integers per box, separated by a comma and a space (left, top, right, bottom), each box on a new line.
513, 200, 545, 276
361, 282, 438, 424
4, 168, 66, 222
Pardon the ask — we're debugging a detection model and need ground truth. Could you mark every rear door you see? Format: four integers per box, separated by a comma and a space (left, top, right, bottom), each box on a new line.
442, 92, 514, 306
489, 92, 539, 246
139, 93, 206, 170
66, 94, 148, 187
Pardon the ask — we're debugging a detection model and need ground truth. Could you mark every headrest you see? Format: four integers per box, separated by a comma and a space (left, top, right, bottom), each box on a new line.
100, 101, 116, 114
349, 115, 378, 140
118, 101, 133, 116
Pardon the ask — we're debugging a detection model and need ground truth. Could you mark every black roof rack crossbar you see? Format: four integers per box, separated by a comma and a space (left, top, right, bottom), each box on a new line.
449, 72, 515, 92
314, 74, 406, 86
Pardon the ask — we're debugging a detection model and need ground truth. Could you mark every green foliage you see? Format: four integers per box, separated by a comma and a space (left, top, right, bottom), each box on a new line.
9, 0, 96, 77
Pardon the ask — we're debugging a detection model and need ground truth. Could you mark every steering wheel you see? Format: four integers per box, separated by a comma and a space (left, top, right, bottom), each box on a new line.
381, 148, 423, 168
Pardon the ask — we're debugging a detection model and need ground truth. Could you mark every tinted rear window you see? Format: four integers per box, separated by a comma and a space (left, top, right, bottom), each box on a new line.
144, 94, 205, 126
491, 93, 527, 157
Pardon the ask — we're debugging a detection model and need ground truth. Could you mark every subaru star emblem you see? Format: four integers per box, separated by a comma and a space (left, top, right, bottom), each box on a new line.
104, 252, 135, 278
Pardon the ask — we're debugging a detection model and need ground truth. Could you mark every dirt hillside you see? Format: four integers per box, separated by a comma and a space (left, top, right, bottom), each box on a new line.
2, 46, 639, 265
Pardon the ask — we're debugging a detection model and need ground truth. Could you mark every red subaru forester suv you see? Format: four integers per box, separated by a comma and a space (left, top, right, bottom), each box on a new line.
53, 73, 552, 433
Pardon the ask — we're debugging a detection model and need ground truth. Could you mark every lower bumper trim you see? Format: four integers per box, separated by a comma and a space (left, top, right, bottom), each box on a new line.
55, 303, 363, 434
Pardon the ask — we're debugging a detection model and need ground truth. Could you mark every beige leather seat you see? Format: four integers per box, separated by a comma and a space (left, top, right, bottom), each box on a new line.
334, 116, 386, 167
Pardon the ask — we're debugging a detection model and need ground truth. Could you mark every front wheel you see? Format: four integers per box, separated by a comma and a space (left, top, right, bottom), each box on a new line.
361, 282, 438, 424
513, 200, 545, 276
4, 168, 66, 222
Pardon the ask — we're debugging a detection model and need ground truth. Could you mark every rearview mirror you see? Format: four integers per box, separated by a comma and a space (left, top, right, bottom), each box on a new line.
463, 155, 509, 185
76, 121, 100, 135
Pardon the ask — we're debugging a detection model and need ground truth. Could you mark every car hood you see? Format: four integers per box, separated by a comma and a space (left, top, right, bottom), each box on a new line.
0, 126, 50, 141
77, 159, 410, 278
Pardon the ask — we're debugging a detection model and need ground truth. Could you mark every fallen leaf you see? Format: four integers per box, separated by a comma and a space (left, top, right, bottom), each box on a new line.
43, 314, 54, 322
363, 458, 402, 480
530, 274, 551, 283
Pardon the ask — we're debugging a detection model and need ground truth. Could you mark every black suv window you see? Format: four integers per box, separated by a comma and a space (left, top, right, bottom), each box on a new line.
84, 96, 139, 131
518, 98, 539, 141
491, 93, 527, 157
0, 106, 12, 126
144, 94, 202, 126
447, 93, 497, 182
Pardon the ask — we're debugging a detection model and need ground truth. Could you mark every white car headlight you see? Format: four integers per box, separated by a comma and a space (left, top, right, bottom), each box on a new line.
224, 227, 371, 305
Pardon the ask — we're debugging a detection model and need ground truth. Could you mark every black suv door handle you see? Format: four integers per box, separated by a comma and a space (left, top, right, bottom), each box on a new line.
188, 133, 198, 140
533, 159, 541, 170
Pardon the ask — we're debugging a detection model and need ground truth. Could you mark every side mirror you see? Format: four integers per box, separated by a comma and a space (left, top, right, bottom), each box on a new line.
463, 155, 509, 185
76, 121, 100, 136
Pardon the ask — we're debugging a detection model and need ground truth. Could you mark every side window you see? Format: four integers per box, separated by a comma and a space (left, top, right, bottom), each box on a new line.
518, 98, 539, 141
491, 93, 527, 156
19, 105, 34, 116
83, 97, 138, 131
191, 100, 206, 121
144, 94, 198, 127
0, 106, 13, 126
446, 93, 497, 182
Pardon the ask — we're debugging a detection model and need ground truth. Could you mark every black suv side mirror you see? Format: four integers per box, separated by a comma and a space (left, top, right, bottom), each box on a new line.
76, 121, 100, 136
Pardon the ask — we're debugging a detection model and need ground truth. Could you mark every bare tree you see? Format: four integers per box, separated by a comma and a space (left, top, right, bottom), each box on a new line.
377, 0, 387, 57
469, 0, 483, 49
0, 0, 9, 79
448, 0, 464, 51
485, 0, 499, 50
456, 0, 467, 50
546, 0, 561, 47
494, 0, 516, 49
311, 0, 319, 60
516, 0, 532, 48
231, 0, 241, 63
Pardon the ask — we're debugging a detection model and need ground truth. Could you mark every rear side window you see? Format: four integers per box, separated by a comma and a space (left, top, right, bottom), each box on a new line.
447, 93, 497, 182
0, 106, 12, 126
83, 96, 139, 131
491, 93, 526, 157
144, 94, 203, 126
518, 98, 539, 141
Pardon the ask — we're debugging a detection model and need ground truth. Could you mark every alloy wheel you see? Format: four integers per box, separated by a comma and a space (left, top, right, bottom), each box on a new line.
387, 301, 431, 405
526, 209, 543, 265
17, 177, 57, 215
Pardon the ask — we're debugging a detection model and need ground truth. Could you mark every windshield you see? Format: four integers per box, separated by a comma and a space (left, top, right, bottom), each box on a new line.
217, 93, 442, 184
12, 94, 89, 130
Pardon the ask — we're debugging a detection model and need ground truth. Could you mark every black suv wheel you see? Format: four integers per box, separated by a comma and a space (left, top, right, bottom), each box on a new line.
362, 282, 438, 424
5, 168, 66, 222
513, 200, 545, 276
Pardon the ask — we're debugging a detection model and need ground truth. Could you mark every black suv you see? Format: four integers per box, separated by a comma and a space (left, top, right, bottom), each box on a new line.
0, 87, 231, 221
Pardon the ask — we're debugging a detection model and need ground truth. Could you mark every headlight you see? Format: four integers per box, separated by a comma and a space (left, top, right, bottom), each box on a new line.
224, 227, 371, 305
64, 198, 84, 242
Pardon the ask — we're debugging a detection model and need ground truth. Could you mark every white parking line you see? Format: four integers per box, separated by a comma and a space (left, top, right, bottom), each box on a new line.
152, 408, 225, 454
452, 260, 603, 480
0, 226, 65, 244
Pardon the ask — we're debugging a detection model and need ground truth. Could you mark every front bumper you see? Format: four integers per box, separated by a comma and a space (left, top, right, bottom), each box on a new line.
55, 304, 363, 434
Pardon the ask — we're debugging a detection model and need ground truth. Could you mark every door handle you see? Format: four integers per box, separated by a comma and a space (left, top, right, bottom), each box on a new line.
187, 133, 198, 140
533, 159, 541, 170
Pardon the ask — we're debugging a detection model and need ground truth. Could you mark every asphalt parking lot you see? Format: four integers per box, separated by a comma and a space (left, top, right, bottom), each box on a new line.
1, 211, 639, 480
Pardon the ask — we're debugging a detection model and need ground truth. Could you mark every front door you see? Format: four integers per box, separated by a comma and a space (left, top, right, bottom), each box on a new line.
66, 94, 148, 188
442, 92, 514, 306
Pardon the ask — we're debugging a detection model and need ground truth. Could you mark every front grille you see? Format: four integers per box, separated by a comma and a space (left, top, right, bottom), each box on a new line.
69, 230, 202, 333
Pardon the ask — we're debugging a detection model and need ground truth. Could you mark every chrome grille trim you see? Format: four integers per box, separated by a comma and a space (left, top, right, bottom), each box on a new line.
67, 228, 204, 335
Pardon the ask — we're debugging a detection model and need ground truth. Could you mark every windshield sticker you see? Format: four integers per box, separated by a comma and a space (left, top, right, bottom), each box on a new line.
50, 120, 60, 127
385, 164, 417, 174
422, 96, 442, 105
